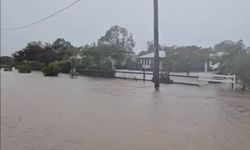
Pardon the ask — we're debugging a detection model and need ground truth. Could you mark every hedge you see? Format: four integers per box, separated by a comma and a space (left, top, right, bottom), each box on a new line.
18, 64, 32, 73
76, 69, 115, 78
43, 62, 60, 76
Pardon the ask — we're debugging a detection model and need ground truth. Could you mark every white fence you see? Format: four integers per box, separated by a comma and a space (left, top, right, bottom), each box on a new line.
198, 74, 236, 90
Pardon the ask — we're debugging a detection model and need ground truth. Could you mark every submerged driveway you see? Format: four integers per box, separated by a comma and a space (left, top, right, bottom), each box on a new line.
1, 71, 250, 150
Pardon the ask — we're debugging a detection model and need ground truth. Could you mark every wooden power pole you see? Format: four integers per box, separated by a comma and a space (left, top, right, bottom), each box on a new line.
153, 0, 160, 89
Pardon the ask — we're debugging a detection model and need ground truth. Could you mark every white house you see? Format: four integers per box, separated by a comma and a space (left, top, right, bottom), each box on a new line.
137, 51, 166, 70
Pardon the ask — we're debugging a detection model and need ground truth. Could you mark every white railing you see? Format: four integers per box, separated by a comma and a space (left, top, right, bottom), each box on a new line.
198, 74, 236, 90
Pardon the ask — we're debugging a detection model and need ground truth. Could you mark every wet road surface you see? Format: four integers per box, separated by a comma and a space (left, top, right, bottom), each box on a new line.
1, 70, 250, 150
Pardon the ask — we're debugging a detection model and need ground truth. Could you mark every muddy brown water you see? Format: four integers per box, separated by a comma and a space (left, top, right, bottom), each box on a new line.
1, 70, 250, 150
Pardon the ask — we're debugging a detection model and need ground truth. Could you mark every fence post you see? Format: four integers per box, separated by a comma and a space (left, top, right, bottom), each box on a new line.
143, 69, 145, 83
233, 74, 236, 90
198, 75, 201, 86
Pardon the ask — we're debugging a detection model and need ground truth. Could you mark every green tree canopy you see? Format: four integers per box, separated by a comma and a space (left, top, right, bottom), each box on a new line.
162, 46, 210, 73
138, 41, 162, 56
12, 39, 80, 63
0, 56, 14, 66
97, 25, 135, 62
230, 54, 250, 90
216, 40, 249, 90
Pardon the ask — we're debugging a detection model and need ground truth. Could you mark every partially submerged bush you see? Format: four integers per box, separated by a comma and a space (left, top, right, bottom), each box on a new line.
58, 60, 72, 73
4, 66, 13, 71
152, 72, 173, 83
160, 72, 173, 84
230, 54, 250, 90
18, 64, 32, 73
76, 69, 115, 78
43, 62, 60, 76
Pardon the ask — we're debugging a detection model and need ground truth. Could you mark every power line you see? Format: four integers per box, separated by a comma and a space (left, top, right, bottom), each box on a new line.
1, 0, 81, 31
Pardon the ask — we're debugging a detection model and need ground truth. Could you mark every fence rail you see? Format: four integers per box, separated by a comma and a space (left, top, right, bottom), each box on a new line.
115, 70, 199, 86
116, 70, 236, 89
116, 70, 198, 78
198, 74, 236, 90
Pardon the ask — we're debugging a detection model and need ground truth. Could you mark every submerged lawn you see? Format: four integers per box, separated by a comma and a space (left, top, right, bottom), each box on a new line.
1, 70, 250, 150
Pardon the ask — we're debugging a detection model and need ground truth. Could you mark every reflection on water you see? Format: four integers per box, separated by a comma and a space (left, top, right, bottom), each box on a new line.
1, 70, 250, 150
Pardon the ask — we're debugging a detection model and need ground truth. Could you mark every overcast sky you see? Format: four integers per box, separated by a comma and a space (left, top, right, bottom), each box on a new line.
1, 0, 250, 56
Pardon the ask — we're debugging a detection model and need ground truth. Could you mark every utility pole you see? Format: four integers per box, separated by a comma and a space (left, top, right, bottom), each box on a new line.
153, 0, 160, 89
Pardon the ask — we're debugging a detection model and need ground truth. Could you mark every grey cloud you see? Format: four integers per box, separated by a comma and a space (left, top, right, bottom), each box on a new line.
1, 0, 250, 55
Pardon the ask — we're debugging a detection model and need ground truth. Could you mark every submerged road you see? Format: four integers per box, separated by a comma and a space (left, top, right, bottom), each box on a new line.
1, 70, 250, 150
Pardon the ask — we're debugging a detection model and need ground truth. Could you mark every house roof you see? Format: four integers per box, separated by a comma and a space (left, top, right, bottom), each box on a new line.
137, 51, 166, 59
209, 52, 224, 58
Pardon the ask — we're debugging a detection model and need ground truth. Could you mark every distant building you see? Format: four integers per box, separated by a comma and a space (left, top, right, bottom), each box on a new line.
136, 51, 166, 70
208, 52, 224, 71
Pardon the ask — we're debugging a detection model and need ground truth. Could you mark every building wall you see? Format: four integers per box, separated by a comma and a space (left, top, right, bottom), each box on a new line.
140, 58, 151, 69
138, 58, 163, 70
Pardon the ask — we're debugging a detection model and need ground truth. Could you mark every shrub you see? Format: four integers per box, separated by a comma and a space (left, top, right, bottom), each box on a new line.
58, 60, 72, 73
18, 64, 32, 73
43, 62, 60, 76
152, 72, 173, 84
3, 66, 13, 71
86, 59, 114, 71
76, 69, 115, 78
27, 61, 45, 71
0, 56, 14, 66
160, 72, 173, 83
230, 54, 250, 90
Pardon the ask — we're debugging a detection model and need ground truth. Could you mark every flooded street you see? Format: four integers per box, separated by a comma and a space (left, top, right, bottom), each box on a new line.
1, 70, 250, 150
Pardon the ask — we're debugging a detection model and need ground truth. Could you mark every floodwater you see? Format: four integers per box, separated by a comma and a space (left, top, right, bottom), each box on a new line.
1, 70, 250, 150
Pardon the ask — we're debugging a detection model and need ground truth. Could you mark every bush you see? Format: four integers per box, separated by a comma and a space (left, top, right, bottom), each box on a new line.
152, 72, 173, 84
76, 69, 115, 78
3, 66, 13, 71
57, 60, 72, 73
43, 62, 60, 76
86, 60, 114, 71
18, 64, 32, 73
0, 56, 14, 66
27, 61, 45, 71
230, 54, 250, 90
160, 72, 173, 83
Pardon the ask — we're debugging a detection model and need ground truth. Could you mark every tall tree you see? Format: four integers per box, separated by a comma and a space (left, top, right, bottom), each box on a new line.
52, 38, 76, 59
23, 41, 44, 61
216, 40, 249, 90
138, 41, 162, 56
162, 46, 209, 73
147, 41, 162, 52
214, 40, 245, 54
97, 25, 135, 63
12, 41, 63, 63
218, 40, 246, 74
230, 54, 250, 90
52, 38, 72, 51
80, 44, 113, 70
